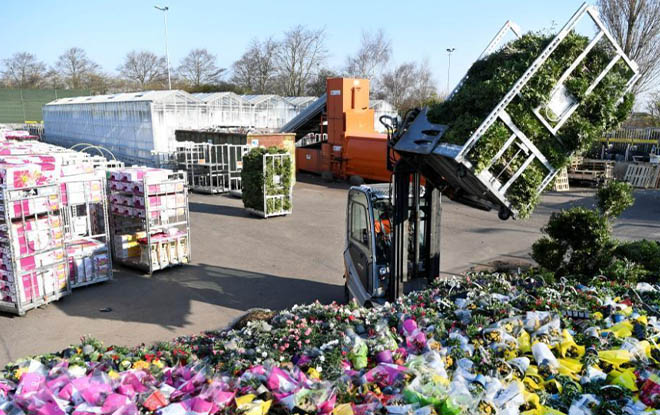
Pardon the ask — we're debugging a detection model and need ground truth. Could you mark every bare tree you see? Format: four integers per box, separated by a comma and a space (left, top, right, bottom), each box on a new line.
42, 69, 66, 89
1, 52, 47, 88
276, 26, 328, 96
344, 29, 392, 81
648, 91, 660, 120
177, 48, 225, 87
55, 47, 100, 89
231, 38, 280, 94
598, 0, 660, 93
117, 50, 167, 89
86, 72, 113, 94
379, 60, 438, 114
306, 67, 338, 96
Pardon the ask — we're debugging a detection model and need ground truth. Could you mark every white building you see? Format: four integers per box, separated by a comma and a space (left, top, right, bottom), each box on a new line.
192, 92, 252, 127
242, 95, 297, 129
43, 90, 211, 165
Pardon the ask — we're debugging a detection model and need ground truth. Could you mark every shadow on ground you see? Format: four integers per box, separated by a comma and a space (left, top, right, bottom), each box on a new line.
189, 201, 248, 217
295, 173, 352, 190
47, 263, 343, 329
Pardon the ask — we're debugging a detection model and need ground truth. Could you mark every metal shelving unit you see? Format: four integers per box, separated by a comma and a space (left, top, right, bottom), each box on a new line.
0, 184, 70, 315
109, 170, 191, 275
61, 172, 112, 288
175, 142, 247, 194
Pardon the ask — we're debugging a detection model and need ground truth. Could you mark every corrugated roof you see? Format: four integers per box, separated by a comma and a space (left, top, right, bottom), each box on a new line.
45, 90, 202, 106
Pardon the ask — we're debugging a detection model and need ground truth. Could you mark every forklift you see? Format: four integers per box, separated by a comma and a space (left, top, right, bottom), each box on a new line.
343, 111, 495, 306
342, 2, 640, 305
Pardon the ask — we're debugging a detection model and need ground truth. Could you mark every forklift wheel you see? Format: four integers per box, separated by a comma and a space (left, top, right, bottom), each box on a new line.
349, 175, 364, 186
498, 206, 512, 221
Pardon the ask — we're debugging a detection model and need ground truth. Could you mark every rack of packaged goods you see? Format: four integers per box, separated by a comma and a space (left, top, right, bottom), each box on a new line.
108, 168, 191, 275
0, 183, 69, 315
61, 171, 112, 288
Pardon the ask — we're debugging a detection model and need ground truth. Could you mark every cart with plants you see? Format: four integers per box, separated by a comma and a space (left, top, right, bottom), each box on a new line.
241, 147, 293, 218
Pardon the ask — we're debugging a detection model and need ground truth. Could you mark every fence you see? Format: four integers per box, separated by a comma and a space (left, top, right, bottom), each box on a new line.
0, 89, 90, 123
599, 127, 660, 158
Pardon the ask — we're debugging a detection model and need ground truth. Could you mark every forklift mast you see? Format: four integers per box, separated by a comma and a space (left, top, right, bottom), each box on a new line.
387, 160, 442, 300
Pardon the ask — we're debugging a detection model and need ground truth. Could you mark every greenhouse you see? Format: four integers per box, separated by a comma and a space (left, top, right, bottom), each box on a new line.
242, 94, 298, 129
43, 90, 210, 166
193, 92, 253, 127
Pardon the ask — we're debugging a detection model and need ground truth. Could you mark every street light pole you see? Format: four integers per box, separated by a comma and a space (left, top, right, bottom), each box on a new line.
446, 47, 455, 94
154, 5, 171, 90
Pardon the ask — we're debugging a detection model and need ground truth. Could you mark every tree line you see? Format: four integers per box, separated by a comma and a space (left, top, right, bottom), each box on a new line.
0, 25, 437, 114
1, 0, 658, 115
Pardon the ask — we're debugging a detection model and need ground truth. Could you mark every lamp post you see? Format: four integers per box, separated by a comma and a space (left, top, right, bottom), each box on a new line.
446, 47, 455, 93
154, 5, 171, 90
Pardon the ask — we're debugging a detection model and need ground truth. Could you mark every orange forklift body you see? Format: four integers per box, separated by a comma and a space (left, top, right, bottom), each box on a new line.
295, 78, 391, 182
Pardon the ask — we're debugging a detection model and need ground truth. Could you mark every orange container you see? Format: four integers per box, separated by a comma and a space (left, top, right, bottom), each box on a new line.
319, 78, 391, 182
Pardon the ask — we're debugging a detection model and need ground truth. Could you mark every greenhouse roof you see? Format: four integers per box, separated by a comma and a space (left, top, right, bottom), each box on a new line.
192, 91, 245, 103
45, 90, 202, 106
241, 94, 292, 106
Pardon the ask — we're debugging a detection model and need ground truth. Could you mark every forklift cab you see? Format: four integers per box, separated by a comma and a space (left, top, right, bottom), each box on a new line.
344, 176, 441, 306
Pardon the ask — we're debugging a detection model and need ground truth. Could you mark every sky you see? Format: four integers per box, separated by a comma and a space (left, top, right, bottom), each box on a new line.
0, 0, 625, 96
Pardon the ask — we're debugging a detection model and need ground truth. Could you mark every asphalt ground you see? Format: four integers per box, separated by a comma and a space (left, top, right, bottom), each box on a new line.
0, 174, 658, 364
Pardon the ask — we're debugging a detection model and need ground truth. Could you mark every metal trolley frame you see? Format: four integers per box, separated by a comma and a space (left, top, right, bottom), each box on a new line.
176, 142, 247, 194
109, 171, 191, 275
61, 172, 113, 288
0, 184, 70, 316
246, 153, 293, 218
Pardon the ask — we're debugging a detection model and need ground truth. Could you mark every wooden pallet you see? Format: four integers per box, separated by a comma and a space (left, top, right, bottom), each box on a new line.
568, 159, 614, 184
623, 163, 660, 188
569, 156, 583, 171
553, 167, 570, 191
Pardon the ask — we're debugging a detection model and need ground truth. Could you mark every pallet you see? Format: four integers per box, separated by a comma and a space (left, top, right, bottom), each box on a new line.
567, 158, 614, 184
623, 163, 659, 188
553, 167, 570, 191
623, 163, 658, 189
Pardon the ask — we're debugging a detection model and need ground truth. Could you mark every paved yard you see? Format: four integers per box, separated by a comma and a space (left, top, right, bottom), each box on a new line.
0, 174, 658, 364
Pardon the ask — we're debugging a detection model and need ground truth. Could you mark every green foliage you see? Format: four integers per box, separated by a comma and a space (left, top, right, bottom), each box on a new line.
614, 240, 660, 277
241, 146, 293, 216
596, 180, 634, 218
601, 258, 648, 284
426, 32, 634, 217
531, 207, 613, 277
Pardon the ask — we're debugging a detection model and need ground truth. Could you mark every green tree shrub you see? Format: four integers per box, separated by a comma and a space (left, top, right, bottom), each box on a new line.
596, 180, 634, 218
532, 207, 613, 277
241, 147, 293, 216
614, 240, 660, 277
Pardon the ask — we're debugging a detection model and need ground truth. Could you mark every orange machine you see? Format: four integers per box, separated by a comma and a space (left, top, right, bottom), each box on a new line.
296, 78, 391, 182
